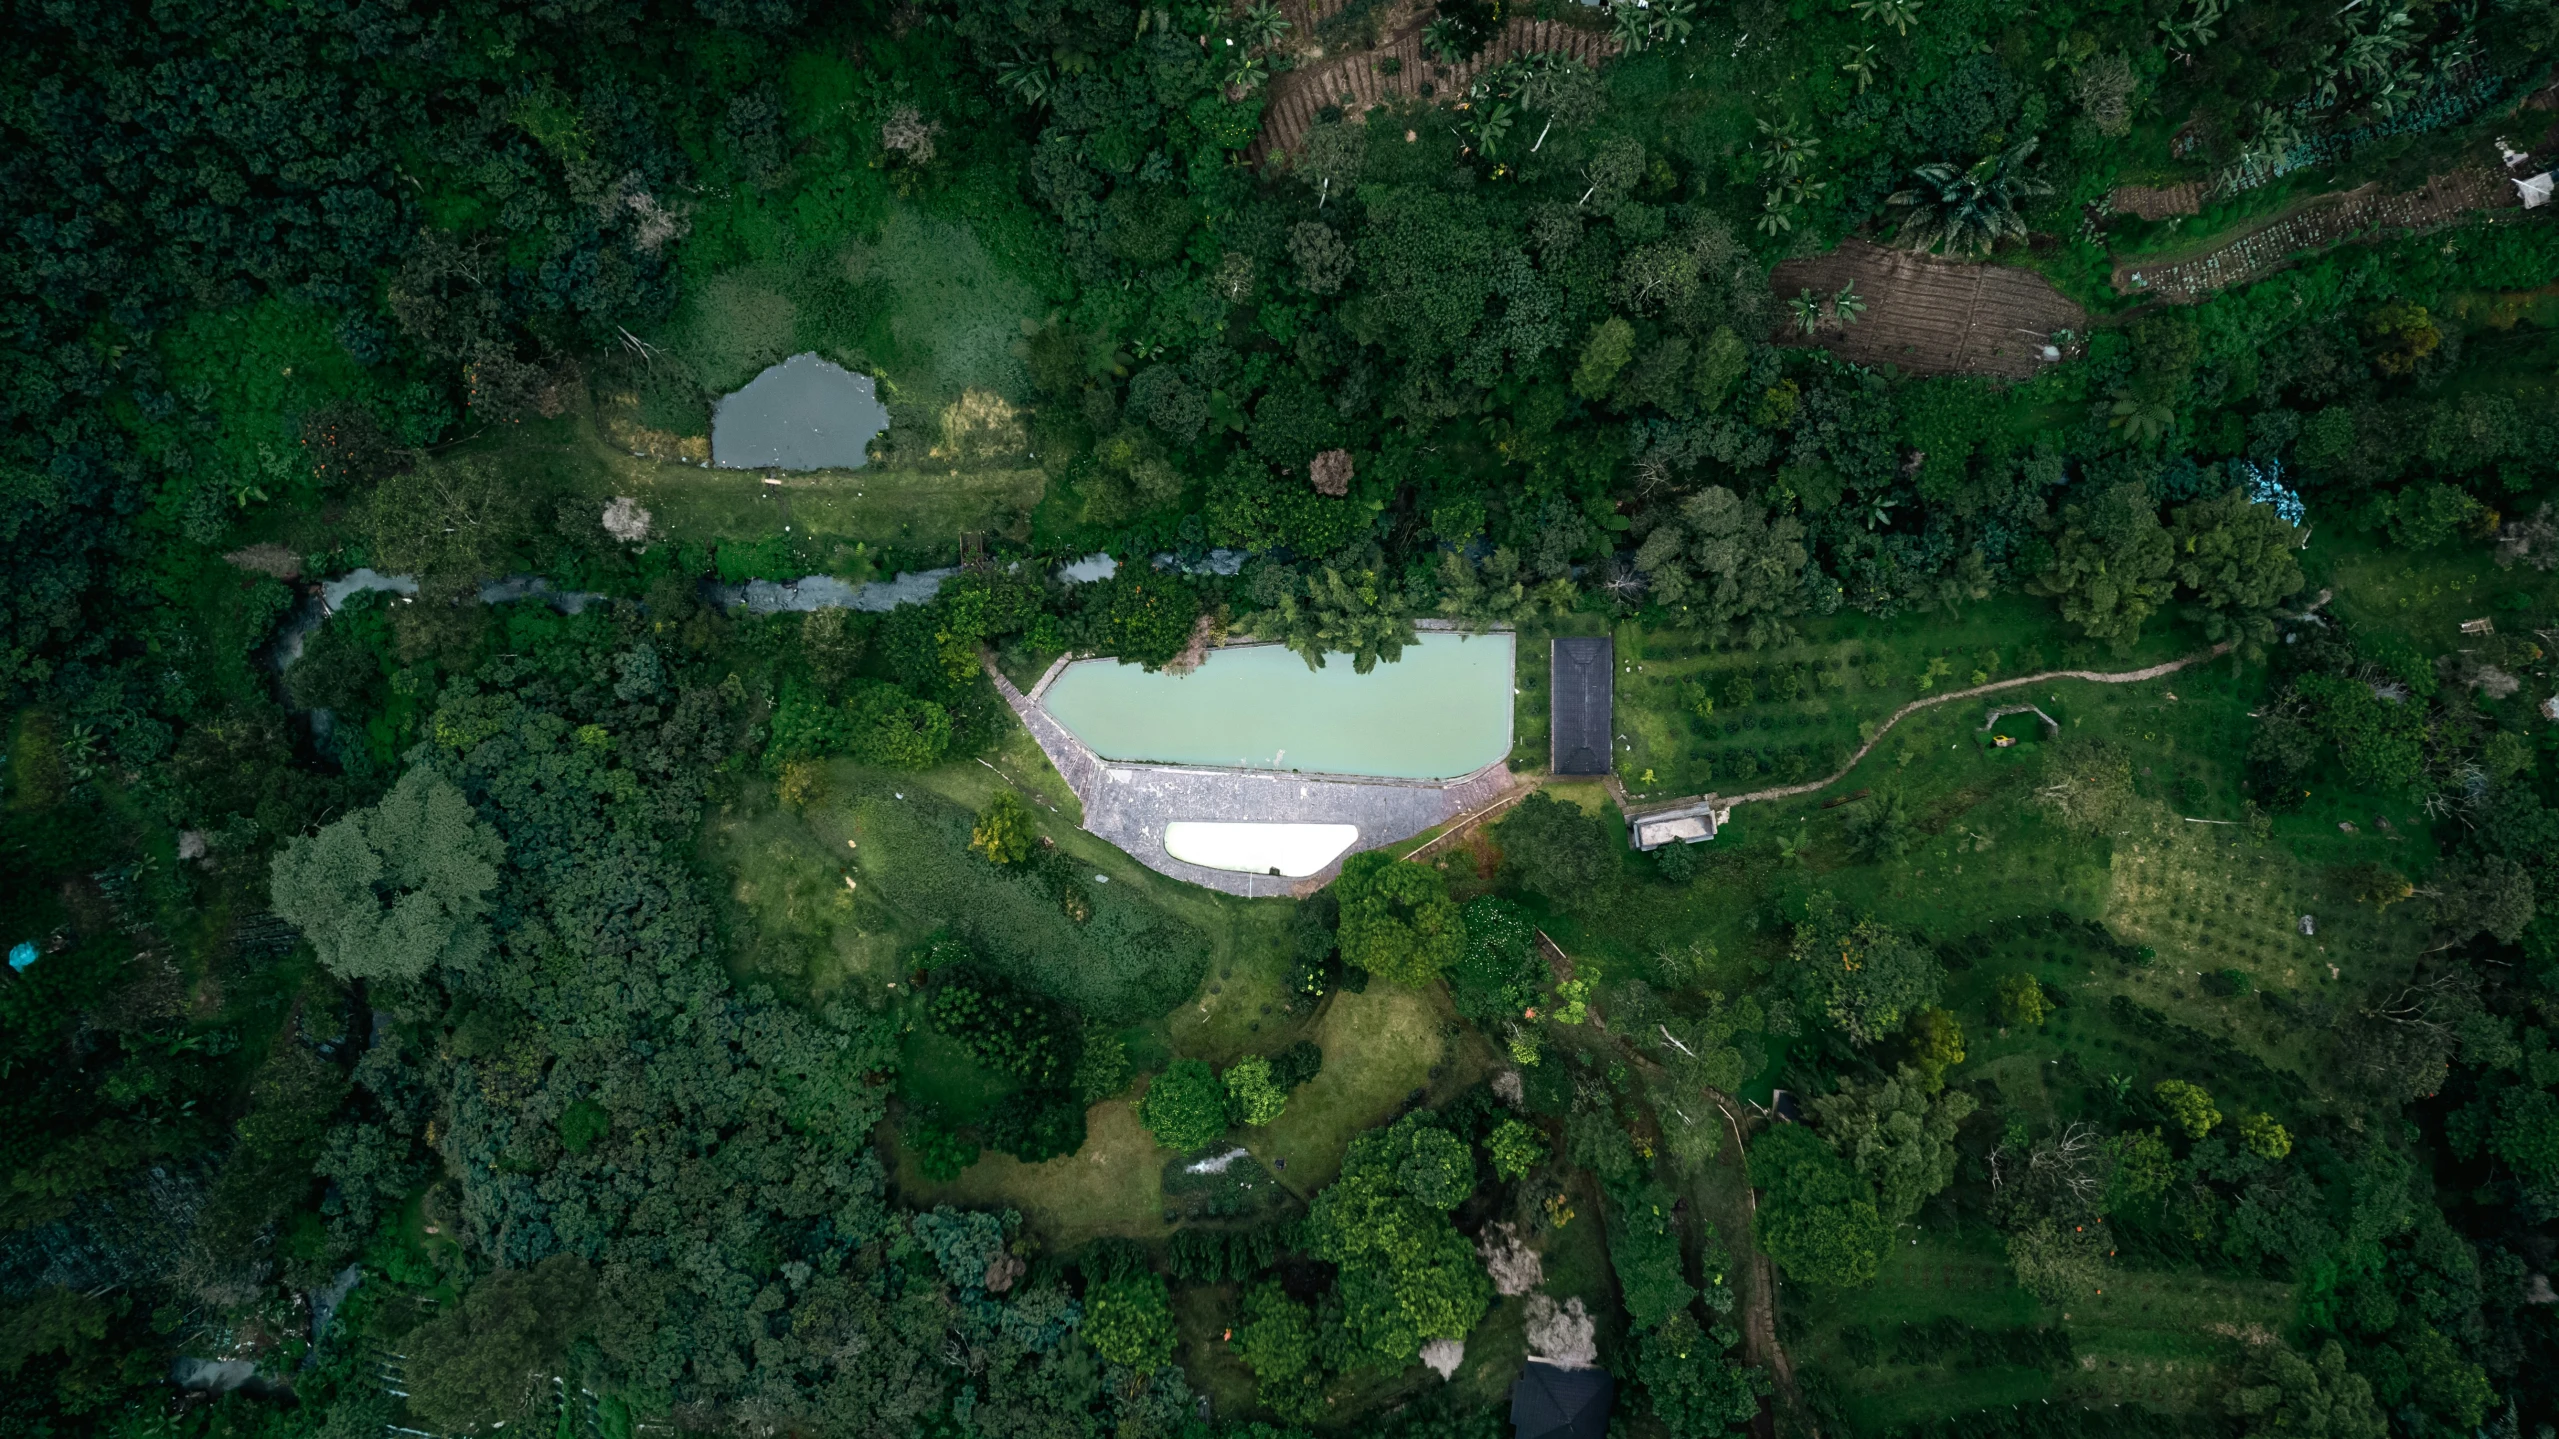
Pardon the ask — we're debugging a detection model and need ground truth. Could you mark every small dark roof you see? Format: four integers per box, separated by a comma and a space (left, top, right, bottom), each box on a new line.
1512, 1359, 1613, 1439
1549, 637, 1613, 776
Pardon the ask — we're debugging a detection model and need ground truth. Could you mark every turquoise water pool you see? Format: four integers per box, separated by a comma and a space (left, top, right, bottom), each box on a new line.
1039, 632, 1513, 779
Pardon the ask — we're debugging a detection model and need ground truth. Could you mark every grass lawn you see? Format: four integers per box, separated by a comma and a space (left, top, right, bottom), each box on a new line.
1788, 1219, 2288, 1430
1250, 985, 1458, 1194
889, 1099, 1171, 1246
425, 383, 1045, 573
669, 456, 2556, 1433
1607, 592, 2204, 806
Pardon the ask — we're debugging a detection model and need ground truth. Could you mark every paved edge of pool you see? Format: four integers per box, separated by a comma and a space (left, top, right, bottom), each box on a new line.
988, 646, 1514, 898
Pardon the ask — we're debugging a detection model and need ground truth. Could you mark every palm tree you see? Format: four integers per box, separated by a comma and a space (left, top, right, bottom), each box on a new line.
1887, 137, 2051, 257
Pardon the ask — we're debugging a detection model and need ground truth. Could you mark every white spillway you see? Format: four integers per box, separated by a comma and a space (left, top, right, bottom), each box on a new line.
1160, 822, 1360, 878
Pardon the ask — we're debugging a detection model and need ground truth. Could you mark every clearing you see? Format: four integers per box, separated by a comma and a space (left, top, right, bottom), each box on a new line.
1769, 240, 2087, 379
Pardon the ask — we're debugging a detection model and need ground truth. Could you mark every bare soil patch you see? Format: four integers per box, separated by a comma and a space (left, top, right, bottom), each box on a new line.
1768, 238, 2087, 380
1252, 14, 1615, 163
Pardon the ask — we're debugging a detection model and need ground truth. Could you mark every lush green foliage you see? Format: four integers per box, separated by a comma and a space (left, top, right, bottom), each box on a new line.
1751, 1124, 1888, 1287
1139, 1059, 1230, 1154
1332, 851, 1466, 986
1303, 1114, 1493, 1367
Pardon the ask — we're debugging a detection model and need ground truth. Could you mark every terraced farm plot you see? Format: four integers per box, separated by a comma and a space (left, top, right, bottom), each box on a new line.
1792, 1227, 2289, 1431
1251, 14, 1615, 162
1769, 240, 2087, 379
2112, 166, 2518, 302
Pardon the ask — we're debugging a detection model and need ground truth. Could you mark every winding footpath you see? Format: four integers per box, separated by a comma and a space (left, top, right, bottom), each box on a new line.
1626, 641, 2239, 819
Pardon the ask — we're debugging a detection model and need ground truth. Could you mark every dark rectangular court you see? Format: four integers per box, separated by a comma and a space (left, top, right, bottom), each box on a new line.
1549, 636, 1613, 775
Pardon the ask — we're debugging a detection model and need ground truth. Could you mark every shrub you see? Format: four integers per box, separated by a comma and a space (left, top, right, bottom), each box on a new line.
1606, 1179, 1698, 1329
1167, 1223, 1293, 1283
2152, 1079, 2221, 1138
1640, 1310, 1767, 1439
1397, 1126, 1477, 1208
1225, 1056, 1288, 1126
2236, 1111, 2291, 1160
1084, 1272, 1177, 1369
1451, 896, 1542, 1029
559, 1100, 610, 1156
1139, 1059, 1229, 1153
905, 1116, 980, 1181
1334, 851, 1465, 985
1080, 571, 1202, 670
925, 967, 1081, 1088
1994, 972, 2050, 1028
969, 789, 1037, 865
1750, 1124, 1886, 1287
983, 1088, 1087, 1162
1268, 1040, 1324, 1092
1487, 1117, 1547, 1179
1073, 1022, 1132, 1101
1655, 841, 1699, 884
1496, 792, 1616, 911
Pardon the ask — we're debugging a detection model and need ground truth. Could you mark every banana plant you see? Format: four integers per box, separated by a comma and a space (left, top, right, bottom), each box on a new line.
1236, 0, 1291, 50
1608, 0, 1654, 53
1832, 280, 1867, 325
1424, 15, 1470, 63
1775, 824, 1809, 867
1755, 116, 1820, 179
996, 51, 1056, 106
2109, 391, 2174, 443
1853, 0, 1921, 37
2156, 0, 2223, 52
1841, 42, 1880, 92
1789, 289, 1822, 336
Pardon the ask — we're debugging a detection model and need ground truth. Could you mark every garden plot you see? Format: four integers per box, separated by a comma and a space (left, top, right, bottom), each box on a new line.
1794, 1222, 2293, 1431
1251, 16, 1616, 162
2111, 166, 2517, 302
1768, 240, 2087, 380
2108, 811, 2428, 990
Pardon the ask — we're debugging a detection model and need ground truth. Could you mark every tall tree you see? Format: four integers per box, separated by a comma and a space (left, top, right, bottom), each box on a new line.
269, 767, 504, 984
2170, 487, 2305, 658
2027, 481, 2176, 654
1332, 852, 1466, 986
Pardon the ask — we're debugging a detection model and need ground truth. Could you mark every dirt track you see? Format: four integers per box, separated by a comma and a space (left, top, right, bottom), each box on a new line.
1766, 239, 2087, 380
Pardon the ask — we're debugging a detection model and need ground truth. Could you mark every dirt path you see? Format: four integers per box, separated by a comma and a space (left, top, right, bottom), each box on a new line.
2108, 181, 2203, 220
1400, 777, 1536, 863
2111, 165, 2517, 302
1767, 239, 2086, 380
1624, 642, 2237, 823
1686, 1089, 1798, 1431
1251, 13, 1615, 163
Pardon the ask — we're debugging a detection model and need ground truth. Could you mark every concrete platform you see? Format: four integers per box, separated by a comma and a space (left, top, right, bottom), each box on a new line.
990, 654, 1511, 897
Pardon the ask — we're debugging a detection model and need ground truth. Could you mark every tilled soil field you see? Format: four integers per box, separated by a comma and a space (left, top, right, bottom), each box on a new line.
1251, 7, 1615, 163
1767, 238, 2088, 379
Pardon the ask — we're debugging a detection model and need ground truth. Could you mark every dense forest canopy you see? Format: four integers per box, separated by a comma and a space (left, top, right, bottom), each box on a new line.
4, 0, 2559, 1437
